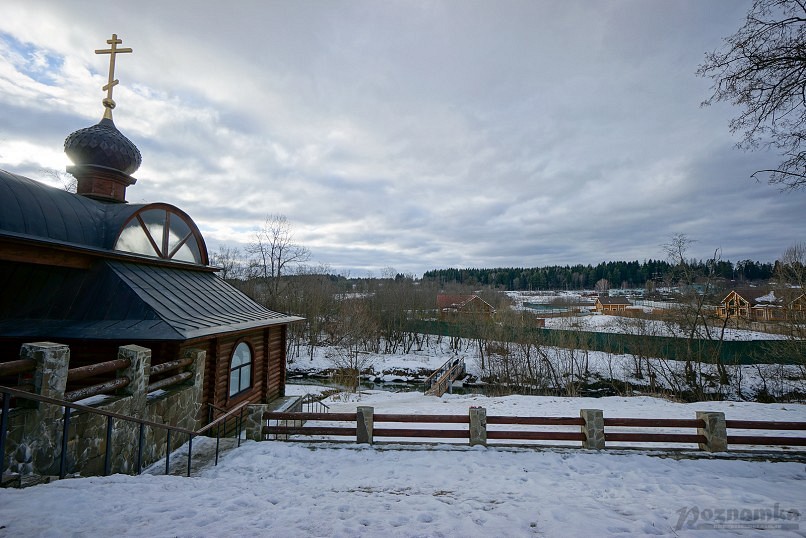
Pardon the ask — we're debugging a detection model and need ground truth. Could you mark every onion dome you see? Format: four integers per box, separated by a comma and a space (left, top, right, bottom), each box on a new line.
64, 34, 139, 203
64, 117, 142, 175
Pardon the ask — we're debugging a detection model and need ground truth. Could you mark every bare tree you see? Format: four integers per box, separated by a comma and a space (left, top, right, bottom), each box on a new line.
248, 214, 311, 300
778, 242, 806, 288
41, 168, 77, 193
662, 233, 731, 393
769, 243, 806, 385
698, 0, 806, 189
209, 245, 246, 281
293, 264, 340, 361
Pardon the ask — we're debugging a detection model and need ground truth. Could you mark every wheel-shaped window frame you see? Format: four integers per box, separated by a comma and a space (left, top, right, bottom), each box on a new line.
114, 204, 209, 265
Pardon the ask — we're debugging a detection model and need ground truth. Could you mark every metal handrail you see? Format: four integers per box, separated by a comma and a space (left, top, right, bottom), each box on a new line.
197, 400, 251, 436
0, 385, 250, 481
303, 399, 331, 414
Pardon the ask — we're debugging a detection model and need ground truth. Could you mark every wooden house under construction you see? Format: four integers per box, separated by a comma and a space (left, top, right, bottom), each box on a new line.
436, 294, 496, 320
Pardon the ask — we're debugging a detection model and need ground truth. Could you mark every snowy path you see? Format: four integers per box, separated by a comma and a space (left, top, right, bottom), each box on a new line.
1, 391, 805, 537
0, 442, 803, 537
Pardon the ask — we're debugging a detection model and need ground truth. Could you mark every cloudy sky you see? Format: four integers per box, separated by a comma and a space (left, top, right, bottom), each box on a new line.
1, 1, 803, 276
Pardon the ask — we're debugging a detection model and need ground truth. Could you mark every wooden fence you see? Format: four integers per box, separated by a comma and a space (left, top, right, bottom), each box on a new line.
260, 407, 806, 453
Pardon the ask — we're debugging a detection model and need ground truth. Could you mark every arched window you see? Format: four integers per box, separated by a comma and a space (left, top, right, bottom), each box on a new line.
229, 342, 252, 397
114, 205, 208, 264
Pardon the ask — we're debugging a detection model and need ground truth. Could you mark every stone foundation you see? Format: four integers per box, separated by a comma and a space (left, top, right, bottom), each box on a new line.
2, 343, 205, 479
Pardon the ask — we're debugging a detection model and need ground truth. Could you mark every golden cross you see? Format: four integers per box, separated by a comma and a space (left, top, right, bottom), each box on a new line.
95, 33, 132, 120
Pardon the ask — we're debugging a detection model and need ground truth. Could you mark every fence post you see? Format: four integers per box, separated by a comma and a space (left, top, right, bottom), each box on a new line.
24, 342, 70, 404
356, 406, 374, 444
580, 409, 605, 449
469, 406, 487, 446
184, 349, 206, 388
116, 345, 152, 417
183, 349, 207, 432
245, 405, 269, 441
696, 411, 727, 452
20, 342, 70, 476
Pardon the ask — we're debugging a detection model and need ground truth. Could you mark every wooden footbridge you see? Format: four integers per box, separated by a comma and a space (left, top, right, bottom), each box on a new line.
423, 357, 465, 396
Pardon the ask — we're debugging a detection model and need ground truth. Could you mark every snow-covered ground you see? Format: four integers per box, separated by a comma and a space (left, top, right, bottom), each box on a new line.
2, 322, 802, 536
1, 389, 804, 537
541, 313, 787, 341
506, 290, 790, 341
290, 337, 805, 402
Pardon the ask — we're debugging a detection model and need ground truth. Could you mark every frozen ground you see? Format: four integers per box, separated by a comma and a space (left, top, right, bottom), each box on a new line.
1, 390, 804, 537
542, 313, 787, 341
506, 291, 787, 341
289, 337, 804, 401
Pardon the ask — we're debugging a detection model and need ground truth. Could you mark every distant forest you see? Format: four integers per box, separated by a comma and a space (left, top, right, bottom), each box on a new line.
422, 259, 775, 291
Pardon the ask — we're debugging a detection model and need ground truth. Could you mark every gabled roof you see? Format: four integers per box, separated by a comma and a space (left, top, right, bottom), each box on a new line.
596, 296, 631, 305
721, 288, 778, 306
0, 260, 302, 341
436, 294, 494, 311
437, 294, 473, 309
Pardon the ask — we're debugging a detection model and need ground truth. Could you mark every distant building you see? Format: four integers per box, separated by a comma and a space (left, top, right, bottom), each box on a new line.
436, 294, 495, 320
594, 296, 631, 314
715, 289, 795, 322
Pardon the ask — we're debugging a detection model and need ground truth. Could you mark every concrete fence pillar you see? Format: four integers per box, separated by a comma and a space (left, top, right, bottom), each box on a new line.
357, 406, 374, 444
23, 342, 70, 408
580, 409, 605, 449
469, 407, 487, 446
696, 411, 728, 452
116, 345, 151, 418
185, 348, 206, 389
16, 342, 71, 475
245, 404, 270, 442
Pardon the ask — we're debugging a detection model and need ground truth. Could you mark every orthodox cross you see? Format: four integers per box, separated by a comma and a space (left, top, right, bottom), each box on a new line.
95, 33, 132, 119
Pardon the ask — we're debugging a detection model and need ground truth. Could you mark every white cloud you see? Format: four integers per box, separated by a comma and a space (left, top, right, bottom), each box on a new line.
1, 0, 804, 276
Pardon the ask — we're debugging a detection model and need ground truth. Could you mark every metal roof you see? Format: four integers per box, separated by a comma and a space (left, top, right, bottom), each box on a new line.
0, 169, 201, 254
0, 169, 130, 248
0, 260, 301, 341
596, 296, 632, 305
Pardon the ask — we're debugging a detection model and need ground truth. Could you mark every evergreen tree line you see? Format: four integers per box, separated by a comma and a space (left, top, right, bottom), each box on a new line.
422, 259, 775, 291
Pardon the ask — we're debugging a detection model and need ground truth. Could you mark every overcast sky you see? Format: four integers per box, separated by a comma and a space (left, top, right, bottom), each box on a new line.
1, 1, 804, 277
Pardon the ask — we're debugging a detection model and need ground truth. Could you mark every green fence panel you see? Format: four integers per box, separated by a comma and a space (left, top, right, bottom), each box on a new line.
405, 320, 803, 365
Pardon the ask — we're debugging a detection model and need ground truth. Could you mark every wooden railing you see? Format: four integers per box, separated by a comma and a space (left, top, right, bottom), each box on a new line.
423, 357, 465, 396
59, 355, 195, 403
148, 357, 194, 393
65, 358, 132, 402
488, 415, 586, 442
726, 419, 806, 447
603, 417, 705, 445
261, 408, 806, 452
374, 413, 469, 440
0, 359, 36, 393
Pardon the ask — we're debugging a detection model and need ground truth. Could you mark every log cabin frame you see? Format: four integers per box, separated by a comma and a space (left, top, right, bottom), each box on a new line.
0, 168, 301, 419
